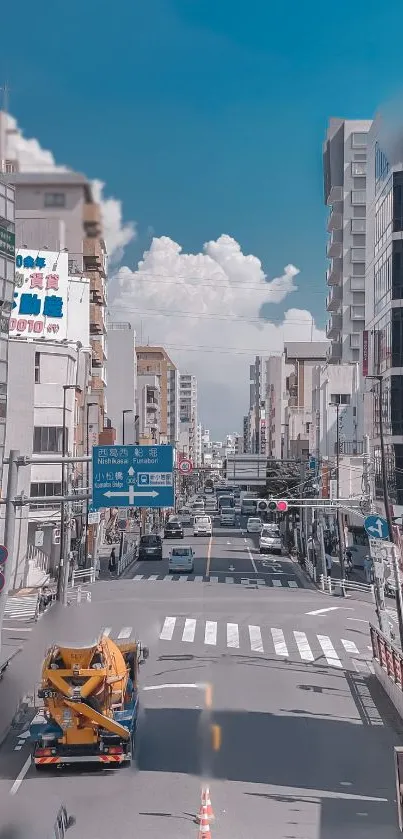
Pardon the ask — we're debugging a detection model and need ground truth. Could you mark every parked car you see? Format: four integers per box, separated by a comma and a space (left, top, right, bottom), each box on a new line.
259, 524, 282, 555
220, 510, 236, 527
168, 545, 195, 574
246, 517, 262, 534
164, 520, 184, 539
193, 515, 212, 537
138, 533, 163, 561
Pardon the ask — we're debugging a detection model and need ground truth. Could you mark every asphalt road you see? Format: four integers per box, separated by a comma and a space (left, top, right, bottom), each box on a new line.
0, 518, 402, 837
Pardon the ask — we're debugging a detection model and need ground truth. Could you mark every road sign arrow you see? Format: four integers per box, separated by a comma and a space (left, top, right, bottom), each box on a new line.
104, 489, 159, 499
128, 466, 135, 476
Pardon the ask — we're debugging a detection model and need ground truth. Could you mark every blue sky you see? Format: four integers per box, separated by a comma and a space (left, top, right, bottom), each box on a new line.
2, 0, 403, 431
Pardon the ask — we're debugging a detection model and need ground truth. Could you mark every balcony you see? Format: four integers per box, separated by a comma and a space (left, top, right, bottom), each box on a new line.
327, 186, 343, 206
84, 238, 105, 273
326, 239, 343, 259
90, 303, 106, 335
83, 202, 102, 237
92, 339, 106, 367
90, 272, 106, 305
326, 259, 343, 286
326, 341, 342, 362
327, 210, 343, 232
326, 285, 342, 312
326, 313, 342, 339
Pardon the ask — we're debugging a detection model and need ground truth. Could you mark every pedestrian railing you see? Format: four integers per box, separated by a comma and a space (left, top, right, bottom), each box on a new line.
117, 546, 137, 576
370, 623, 403, 689
71, 568, 96, 587
306, 557, 317, 582
319, 573, 375, 600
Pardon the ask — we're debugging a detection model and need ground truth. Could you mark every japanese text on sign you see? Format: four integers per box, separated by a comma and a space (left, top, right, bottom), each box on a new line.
9, 250, 69, 340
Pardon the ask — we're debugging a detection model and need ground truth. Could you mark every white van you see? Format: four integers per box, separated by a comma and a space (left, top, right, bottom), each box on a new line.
168, 545, 195, 573
194, 515, 212, 536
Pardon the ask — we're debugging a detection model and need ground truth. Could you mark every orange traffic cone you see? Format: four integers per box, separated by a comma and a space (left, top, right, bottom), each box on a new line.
196, 786, 215, 824
197, 812, 212, 839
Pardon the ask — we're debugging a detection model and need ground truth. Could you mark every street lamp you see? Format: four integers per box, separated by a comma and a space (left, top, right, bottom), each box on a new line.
122, 409, 133, 445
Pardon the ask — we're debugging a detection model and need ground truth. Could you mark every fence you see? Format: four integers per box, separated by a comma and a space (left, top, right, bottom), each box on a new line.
117, 545, 137, 576
319, 573, 375, 600
370, 623, 403, 690
71, 568, 96, 586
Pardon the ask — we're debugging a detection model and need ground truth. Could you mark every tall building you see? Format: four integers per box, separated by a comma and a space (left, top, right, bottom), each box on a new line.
323, 118, 372, 363
136, 346, 179, 445
364, 115, 403, 511
179, 373, 198, 463
283, 342, 329, 459
0, 178, 15, 486
106, 323, 137, 444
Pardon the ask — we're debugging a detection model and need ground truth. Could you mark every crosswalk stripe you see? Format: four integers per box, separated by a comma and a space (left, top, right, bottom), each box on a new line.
271, 628, 288, 657
205, 621, 217, 645
102, 627, 111, 637
182, 618, 196, 643
177, 576, 189, 582
294, 631, 314, 662
225, 577, 234, 584
249, 625, 264, 652
272, 579, 282, 587
133, 575, 144, 580
227, 623, 239, 648
288, 580, 298, 588
317, 635, 342, 667
341, 639, 359, 655
160, 617, 176, 640
209, 576, 219, 583
256, 579, 265, 585
194, 576, 203, 582
117, 627, 132, 639
148, 575, 159, 581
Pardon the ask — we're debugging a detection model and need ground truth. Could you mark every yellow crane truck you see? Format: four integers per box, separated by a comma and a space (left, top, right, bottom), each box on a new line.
29, 633, 149, 769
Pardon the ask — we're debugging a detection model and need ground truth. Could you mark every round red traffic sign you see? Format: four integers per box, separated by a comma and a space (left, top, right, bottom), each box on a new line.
178, 458, 193, 475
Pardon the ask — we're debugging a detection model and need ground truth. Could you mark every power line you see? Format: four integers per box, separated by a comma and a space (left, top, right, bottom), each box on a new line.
108, 304, 320, 328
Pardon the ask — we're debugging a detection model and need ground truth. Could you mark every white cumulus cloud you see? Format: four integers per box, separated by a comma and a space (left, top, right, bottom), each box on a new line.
3, 113, 136, 263
111, 234, 326, 433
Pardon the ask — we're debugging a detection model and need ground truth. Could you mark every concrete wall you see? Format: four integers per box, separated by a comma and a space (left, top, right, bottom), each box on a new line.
106, 325, 136, 445
14, 184, 86, 270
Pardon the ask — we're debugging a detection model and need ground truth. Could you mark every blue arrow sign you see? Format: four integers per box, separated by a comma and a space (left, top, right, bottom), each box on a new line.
364, 514, 389, 540
92, 444, 174, 510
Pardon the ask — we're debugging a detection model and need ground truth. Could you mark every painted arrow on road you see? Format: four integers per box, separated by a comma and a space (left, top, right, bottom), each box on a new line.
104, 489, 159, 504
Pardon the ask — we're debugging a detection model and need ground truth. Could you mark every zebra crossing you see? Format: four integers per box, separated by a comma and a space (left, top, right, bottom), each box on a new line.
158, 616, 372, 670
131, 572, 301, 589
4, 594, 39, 622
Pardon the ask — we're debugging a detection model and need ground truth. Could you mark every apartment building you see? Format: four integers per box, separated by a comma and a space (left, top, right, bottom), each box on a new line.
106, 323, 137, 444
0, 179, 15, 487
323, 118, 372, 363
179, 373, 198, 462
364, 114, 403, 513
136, 346, 179, 445
137, 374, 161, 444
283, 342, 329, 459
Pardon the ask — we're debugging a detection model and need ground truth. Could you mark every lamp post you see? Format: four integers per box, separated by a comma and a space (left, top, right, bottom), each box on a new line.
56, 384, 78, 602
122, 409, 133, 445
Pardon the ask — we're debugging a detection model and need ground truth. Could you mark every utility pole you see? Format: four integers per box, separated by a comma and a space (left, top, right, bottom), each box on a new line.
61, 460, 73, 606
335, 403, 345, 584
0, 450, 19, 657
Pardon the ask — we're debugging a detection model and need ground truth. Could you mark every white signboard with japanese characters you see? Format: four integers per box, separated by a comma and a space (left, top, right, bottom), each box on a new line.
9, 250, 69, 341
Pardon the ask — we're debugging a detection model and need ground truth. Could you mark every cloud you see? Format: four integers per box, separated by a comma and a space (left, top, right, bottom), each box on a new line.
3, 113, 136, 263
111, 234, 326, 433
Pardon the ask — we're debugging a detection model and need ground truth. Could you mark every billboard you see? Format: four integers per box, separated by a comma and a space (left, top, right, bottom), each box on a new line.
362, 330, 369, 377
9, 250, 69, 340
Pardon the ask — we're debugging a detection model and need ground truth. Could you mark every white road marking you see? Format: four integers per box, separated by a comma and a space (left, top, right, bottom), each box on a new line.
2, 626, 32, 632
205, 621, 217, 645
227, 623, 240, 648
247, 547, 258, 573
209, 576, 219, 583
307, 607, 353, 615
256, 579, 265, 585
102, 627, 111, 637
271, 628, 289, 657
249, 625, 264, 652
14, 745, 22, 751
318, 635, 342, 667
194, 576, 203, 582
117, 626, 132, 639
177, 576, 190, 582
272, 579, 282, 587
241, 578, 250, 585
143, 683, 201, 691
347, 618, 368, 623
225, 577, 234, 584
182, 618, 196, 643
287, 580, 298, 588
10, 756, 31, 795
341, 639, 360, 655
133, 574, 144, 581
294, 631, 314, 661
160, 616, 176, 641
148, 574, 159, 581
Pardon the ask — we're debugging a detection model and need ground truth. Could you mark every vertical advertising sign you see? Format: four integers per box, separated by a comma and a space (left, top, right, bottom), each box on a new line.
362, 330, 369, 377
10, 250, 69, 340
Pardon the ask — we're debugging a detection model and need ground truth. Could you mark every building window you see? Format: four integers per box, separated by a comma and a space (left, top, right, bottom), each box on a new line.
393, 172, 403, 233
351, 218, 366, 234
30, 482, 62, 508
330, 394, 351, 405
351, 190, 366, 205
44, 192, 66, 208
393, 241, 403, 301
375, 178, 393, 254
351, 248, 366, 262
374, 245, 392, 316
34, 352, 41, 384
351, 305, 365, 320
375, 142, 390, 192
351, 133, 367, 148
33, 426, 64, 453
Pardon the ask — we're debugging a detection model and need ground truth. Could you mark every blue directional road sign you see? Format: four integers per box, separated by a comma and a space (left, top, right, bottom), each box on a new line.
364, 514, 389, 540
92, 444, 174, 510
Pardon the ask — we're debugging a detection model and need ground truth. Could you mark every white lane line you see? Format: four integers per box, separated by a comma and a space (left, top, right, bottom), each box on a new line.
117, 626, 132, 639
133, 574, 144, 581
247, 547, 258, 573
227, 623, 240, 648
271, 628, 289, 657
307, 607, 343, 615
2, 626, 32, 632
160, 616, 176, 641
10, 755, 31, 795
143, 683, 201, 691
101, 627, 112, 637
249, 625, 264, 652
288, 580, 298, 588
317, 635, 342, 668
341, 639, 360, 655
182, 618, 196, 643
225, 577, 234, 584
148, 575, 159, 581
347, 618, 368, 623
194, 576, 203, 582
272, 579, 282, 587
204, 621, 217, 645
294, 631, 314, 662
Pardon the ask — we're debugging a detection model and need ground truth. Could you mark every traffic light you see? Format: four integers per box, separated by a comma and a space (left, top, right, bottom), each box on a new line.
268, 499, 288, 513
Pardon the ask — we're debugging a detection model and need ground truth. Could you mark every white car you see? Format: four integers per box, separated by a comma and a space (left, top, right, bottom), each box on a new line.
259, 525, 282, 555
193, 515, 212, 537
168, 545, 195, 574
178, 507, 192, 525
246, 517, 262, 534
220, 510, 236, 527
191, 501, 205, 514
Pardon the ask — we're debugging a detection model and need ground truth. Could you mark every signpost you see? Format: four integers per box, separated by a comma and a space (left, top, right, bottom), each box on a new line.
92, 445, 174, 510
364, 514, 389, 540
178, 458, 193, 475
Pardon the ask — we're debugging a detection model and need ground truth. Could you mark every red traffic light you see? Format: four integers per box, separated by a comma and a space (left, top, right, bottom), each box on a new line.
276, 500, 288, 513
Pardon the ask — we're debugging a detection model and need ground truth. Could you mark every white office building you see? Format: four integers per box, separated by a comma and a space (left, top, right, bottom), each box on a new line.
179, 373, 198, 463
106, 323, 137, 444
323, 118, 372, 363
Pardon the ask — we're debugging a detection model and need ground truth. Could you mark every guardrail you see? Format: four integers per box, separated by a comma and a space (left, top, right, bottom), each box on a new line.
319, 573, 375, 600
370, 623, 403, 689
71, 568, 96, 586
117, 546, 137, 576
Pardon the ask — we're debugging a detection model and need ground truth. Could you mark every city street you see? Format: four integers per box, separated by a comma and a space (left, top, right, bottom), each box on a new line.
0, 518, 401, 837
